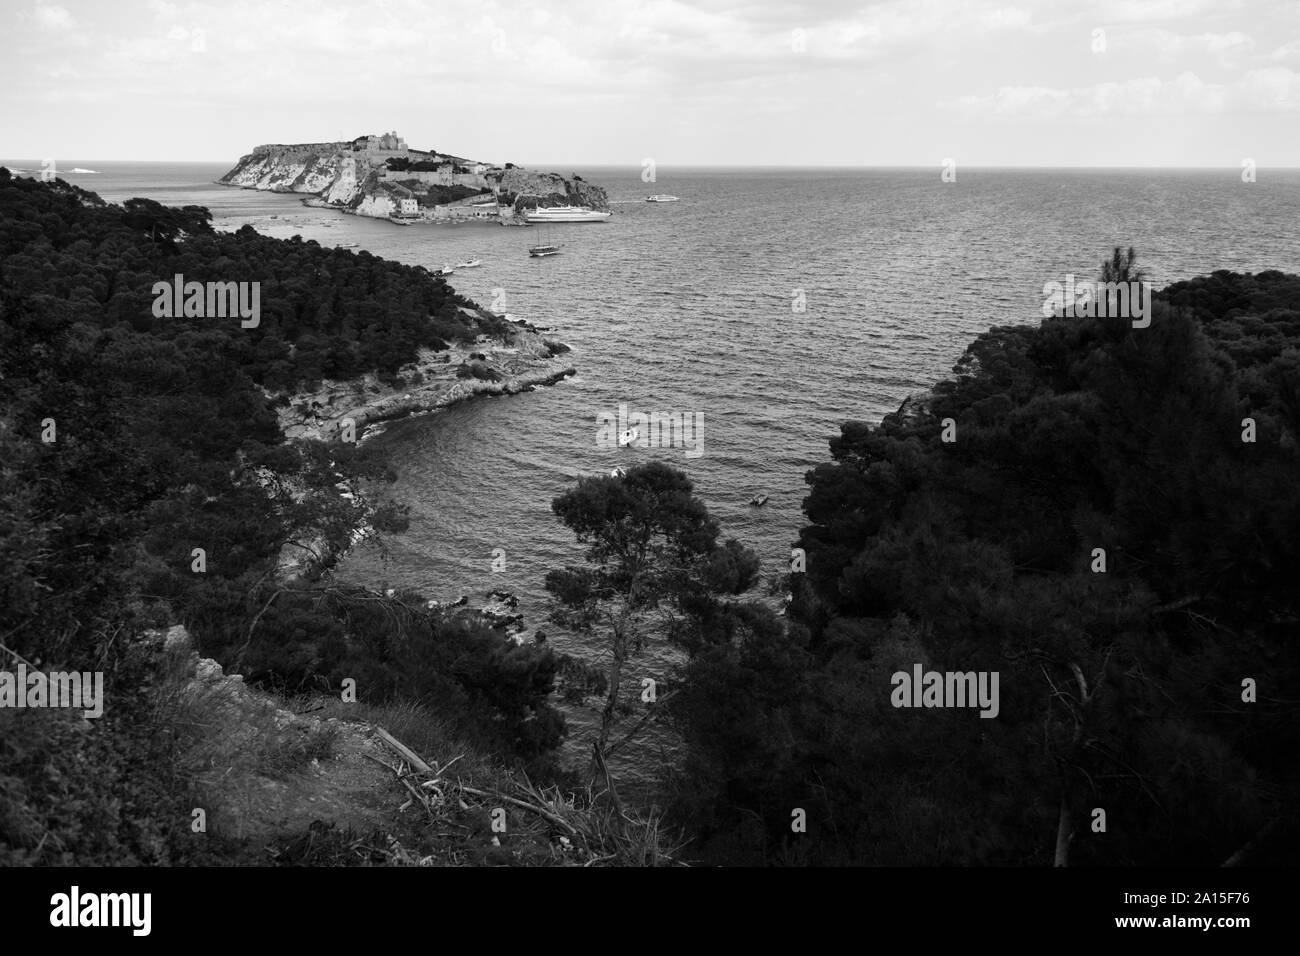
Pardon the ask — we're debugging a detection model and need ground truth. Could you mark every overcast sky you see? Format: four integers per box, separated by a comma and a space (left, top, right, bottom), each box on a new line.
2, 0, 1298, 166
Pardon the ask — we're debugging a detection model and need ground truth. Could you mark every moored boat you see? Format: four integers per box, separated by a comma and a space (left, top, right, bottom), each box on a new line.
524, 204, 611, 223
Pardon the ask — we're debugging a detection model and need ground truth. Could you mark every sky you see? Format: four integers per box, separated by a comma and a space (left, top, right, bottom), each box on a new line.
1, 0, 1298, 166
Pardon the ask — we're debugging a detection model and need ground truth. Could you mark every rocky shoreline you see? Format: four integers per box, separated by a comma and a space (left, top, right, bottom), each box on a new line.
270, 310, 573, 583
275, 311, 575, 444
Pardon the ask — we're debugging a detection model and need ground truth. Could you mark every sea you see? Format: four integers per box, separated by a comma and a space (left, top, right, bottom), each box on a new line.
9, 158, 1300, 791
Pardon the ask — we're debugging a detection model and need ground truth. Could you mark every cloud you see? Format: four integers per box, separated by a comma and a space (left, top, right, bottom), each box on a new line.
1116, 29, 1256, 67
957, 85, 1073, 116
1090, 0, 1235, 24
31, 1, 75, 31
1266, 40, 1300, 63
4, 0, 1299, 163
1236, 66, 1300, 110
952, 61, 1300, 117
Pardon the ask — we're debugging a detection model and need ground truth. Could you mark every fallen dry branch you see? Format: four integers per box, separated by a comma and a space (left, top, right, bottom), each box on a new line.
365, 722, 686, 866
363, 751, 439, 821
373, 724, 435, 774
459, 785, 580, 837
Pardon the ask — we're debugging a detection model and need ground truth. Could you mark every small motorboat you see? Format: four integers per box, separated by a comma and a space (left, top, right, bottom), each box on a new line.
645, 195, 680, 202
749, 494, 769, 507
456, 258, 483, 268
618, 428, 639, 447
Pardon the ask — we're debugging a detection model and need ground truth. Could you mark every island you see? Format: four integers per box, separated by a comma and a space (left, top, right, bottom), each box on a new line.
218, 131, 609, 225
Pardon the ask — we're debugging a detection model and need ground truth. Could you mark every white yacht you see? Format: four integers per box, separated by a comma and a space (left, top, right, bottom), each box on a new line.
645, 195, 680, 202
525, 204, 612, 223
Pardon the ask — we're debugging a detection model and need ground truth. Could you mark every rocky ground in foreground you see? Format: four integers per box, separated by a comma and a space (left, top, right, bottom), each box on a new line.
155, 622, 681, 866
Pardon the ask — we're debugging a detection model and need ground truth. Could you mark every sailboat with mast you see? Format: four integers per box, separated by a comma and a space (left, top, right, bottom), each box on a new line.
527, 224, 563, 257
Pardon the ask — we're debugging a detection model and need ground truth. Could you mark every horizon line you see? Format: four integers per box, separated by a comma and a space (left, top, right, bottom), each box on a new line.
5, 159, 1300, 171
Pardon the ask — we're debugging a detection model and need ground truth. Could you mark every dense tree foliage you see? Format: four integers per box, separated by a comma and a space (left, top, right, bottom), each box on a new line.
546, 463, 760, 790
0, 173, 561, 863
670, 264, 1300, 865
0, 169, 510, 391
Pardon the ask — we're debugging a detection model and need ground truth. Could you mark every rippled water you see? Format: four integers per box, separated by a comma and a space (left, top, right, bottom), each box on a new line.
34, 160, 1300, 787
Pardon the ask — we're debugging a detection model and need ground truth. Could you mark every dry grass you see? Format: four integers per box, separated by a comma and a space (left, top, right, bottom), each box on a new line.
149, 666, 687, 866
335, 703, 689, 867
158, 672, 341, 783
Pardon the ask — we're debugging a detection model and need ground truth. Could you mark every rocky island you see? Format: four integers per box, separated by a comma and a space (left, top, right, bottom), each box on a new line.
219, 131, 609, 224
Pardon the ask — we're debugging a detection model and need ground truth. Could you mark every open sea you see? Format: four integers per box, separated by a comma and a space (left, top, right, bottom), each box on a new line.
11, 158, 1299, 788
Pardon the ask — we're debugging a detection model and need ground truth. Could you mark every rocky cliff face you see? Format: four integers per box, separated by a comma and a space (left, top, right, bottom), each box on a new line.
490, 167, 610, 212
219, 137, 607, 220
221, 149, 347, 195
